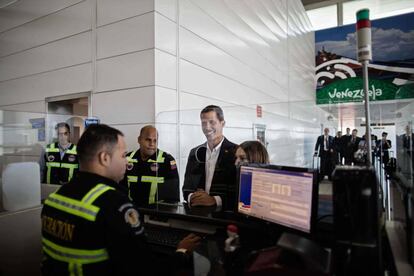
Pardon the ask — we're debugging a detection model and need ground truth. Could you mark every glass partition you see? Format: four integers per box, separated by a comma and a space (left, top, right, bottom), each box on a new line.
0, 110, 87, 211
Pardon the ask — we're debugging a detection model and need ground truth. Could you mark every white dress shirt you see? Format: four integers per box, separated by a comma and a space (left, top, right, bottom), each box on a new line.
205, 138, 224, 207
188, 138, 224, 207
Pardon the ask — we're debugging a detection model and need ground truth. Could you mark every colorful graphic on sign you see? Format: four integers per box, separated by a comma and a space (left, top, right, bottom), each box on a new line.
315, 12, 414, 105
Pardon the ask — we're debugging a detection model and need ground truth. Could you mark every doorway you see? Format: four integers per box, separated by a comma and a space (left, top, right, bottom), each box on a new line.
46, 93, 90, 144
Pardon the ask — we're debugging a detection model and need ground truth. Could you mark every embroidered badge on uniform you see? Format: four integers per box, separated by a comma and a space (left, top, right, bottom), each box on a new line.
170, 160, 177, 170
68, 155, 76, 162
124, 208, 140, 228
127, 163, 134, 171
47, 155, 55, 162
150, 163, 158, 172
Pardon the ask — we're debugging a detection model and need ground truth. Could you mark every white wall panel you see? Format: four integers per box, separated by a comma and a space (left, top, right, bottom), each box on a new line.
0, 63, 92, 105
155, 13, 176, 55
179, 92, 229, 124
97, 12, 154, 59
0, 101, 45, 113
97, 0, 154, 27
0, 32, 91, 82
110, 123, 153, 152
155, 0, 176, 22
96, 49, 154, 92
92, 87, 155, 125
0, 0, 83, 33
154, 49, 176, 89
154, 123, 178, 160
180, 28, 287, 100
0, 0, 91, 57
155, 86, 177, 124
179, 0, 281, 83
180, 60, 277, 105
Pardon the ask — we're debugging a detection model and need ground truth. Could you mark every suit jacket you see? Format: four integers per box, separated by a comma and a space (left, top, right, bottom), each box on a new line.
183, 137, 237, 211
314, 135, 334, 156
376, 139, 391, 152
345, 136, 361, 158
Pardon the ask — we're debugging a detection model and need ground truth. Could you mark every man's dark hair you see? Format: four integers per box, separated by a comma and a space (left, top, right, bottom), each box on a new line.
200, 105, 224, 121
55, 122, 70, 133
77, 124, 123, 164
382, 132, 388, 136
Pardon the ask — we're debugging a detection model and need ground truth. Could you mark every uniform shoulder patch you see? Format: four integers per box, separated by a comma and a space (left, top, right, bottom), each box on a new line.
68, 155, 76, 162
124, 208, 140, 228
170, 160, 177, 170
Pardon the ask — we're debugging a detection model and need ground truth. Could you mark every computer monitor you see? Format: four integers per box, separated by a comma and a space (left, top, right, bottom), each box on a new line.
237, 164, 318, 234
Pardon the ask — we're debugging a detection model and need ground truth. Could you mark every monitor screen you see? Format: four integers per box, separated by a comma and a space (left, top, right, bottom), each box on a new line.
237, 165, 317, 233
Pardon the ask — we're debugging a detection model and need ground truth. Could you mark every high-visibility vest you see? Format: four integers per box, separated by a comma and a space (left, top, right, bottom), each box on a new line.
42, 183, 114, 276
44, 142, 79, 184
126, 150, 165, 204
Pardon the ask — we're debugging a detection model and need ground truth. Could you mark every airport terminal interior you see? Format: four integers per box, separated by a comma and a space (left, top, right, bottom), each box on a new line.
0, 0, 413, 275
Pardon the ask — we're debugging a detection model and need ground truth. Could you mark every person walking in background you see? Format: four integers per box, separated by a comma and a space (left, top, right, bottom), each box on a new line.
314, 128, 334, 181
344, 129, 360, 165
333, 131, 343, 165
376, 132, 392, 166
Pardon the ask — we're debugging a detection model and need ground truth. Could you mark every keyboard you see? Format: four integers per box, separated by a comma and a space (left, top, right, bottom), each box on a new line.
145, 225, 193, 248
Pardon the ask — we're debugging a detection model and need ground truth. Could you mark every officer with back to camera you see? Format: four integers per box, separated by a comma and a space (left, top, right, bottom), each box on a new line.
41, 124, 200, 275
39, 122, 79, 184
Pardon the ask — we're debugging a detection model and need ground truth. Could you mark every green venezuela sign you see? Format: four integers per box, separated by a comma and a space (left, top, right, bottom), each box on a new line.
316, 77, 413, 105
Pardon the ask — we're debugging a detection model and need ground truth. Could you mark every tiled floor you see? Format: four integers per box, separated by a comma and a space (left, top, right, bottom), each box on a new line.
319, 179, 332, 196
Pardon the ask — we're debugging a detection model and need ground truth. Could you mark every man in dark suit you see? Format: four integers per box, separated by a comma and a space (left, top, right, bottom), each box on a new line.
183, 105, 237, 211
314, 128, 334, 181
402, 125, 413, 155
339, 128, 351, 163
333, 130, 343, 165
400, 125, 414, 171
344, 129, 360, 165
376, 132, 392, 165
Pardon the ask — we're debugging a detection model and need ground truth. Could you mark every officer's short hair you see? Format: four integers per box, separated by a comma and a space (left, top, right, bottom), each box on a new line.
139, 125, 157, 137
55, 122, 70, 133
382, 132, 388, 136
200, 105, 224, 122
77, 124, 123, 164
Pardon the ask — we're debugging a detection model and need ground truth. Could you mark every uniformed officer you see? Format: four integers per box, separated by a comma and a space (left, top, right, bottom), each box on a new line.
41, 124, 200, 275
39, 122, 79, 184
122, 125, 179, 206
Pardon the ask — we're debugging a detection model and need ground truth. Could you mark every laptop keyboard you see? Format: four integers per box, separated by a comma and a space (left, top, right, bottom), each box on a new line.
145, 225, 194, 248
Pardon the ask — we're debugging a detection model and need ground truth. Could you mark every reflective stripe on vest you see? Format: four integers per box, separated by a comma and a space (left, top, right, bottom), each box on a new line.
148, 150, 165, 163
127, 150, 165, 204
127, 150, 138, 163
46, 162, 79, 185
141, 176, 164, 204
46, 143, 60, 153
44, 184, 114, 222
42, 238, 109, 264
65, 145, 77, 155
45, 143, 78, 184
43, 184, 113, 275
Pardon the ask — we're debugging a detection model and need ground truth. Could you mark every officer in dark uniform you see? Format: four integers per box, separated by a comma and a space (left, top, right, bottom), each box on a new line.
39, 122, 79, 184
41, 124, 200, 275
121, 125, 179, 206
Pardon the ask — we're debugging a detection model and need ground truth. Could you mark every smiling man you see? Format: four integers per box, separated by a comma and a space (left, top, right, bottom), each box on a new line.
183, 105, 238, 210
121, 125, 179, 206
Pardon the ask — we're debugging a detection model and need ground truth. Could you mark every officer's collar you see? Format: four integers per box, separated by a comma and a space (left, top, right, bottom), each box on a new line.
137, 149, 158, 162
76, 171, 119, 189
